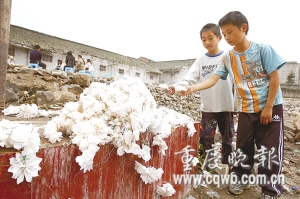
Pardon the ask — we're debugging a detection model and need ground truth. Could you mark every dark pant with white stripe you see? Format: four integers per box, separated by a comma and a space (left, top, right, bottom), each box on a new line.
200, 112, 235, 164
231, 104, 284, 196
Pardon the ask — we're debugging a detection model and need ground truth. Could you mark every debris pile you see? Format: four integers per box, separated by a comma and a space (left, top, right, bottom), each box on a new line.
283, 98, 300, 143
5, 65, 202, 121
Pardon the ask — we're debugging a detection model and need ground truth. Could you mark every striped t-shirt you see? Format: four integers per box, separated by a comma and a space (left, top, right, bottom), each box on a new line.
214, 41, 286, 113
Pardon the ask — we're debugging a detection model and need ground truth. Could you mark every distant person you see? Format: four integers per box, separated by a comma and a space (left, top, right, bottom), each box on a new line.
85, 59, 94, 76
39, 61, 47, 69
7, 54, 15, 66
55, 59, 64, 70
29, 45, 42, 68
64, 51, 75, 71
29, 45, 47, 69
76, 55, 85, 73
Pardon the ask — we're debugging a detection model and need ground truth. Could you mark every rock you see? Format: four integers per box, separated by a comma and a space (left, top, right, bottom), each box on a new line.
51, 71, 67, 78
283, 184, 290, 193
62, 79, 69, 84
206, 191, 220, 198
36, 91, 56, 105
6, 73, 60, 93
42, 75, 58, 82
283, 159, 290, 165
285, 145, 293, 151
288, 131, 296, 137
72, 73, 90, 87
214, 164, 229, 175
285, 123, 297, 133
61, 85, 84, 99
5, 88, 18, 103
35, 70, 44, 76
36, 90, 77, 106
295, 132, 300, 142
54, 91, 77, 104
214, 133, 222, 142
285, 131, 295, 143
293, 113, 300, 130
17, 67, 35, 76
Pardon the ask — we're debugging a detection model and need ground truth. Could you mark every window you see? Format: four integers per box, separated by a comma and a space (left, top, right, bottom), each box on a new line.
100, 65, 106, 71
119, 69, 124, 74
150, 75, 154, 80
42, 54, 53, 62
135, 72, 140, 77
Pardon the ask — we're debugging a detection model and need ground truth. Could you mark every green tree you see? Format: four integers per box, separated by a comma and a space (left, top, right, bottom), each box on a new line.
286, 71, 296, 85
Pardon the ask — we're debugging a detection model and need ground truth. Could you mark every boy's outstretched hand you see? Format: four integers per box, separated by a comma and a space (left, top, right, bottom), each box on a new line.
166, 85, 175, 95
180, 86, 193, 96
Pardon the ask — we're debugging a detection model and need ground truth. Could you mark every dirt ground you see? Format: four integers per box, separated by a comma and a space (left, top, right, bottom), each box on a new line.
185, 103, 300, 199
187, 140, 300, 199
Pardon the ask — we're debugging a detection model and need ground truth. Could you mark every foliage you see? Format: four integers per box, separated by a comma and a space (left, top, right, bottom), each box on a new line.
286, 71, 296, 85
196, 143, 217, 174
196, 143, 205, 173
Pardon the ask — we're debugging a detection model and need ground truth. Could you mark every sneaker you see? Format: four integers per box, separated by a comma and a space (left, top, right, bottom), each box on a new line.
261, 193, 277, 199
228, 174, 250, 195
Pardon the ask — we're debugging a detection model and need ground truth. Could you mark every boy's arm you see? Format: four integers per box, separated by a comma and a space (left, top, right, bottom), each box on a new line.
166, 58, 201, 95
260, 69, 280, 125
181, 74, 220, 95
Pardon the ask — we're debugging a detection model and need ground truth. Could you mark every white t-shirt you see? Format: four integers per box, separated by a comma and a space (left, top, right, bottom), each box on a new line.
174, 51, 237, 112
7, 56, 15, 65
85, 62, 94, 72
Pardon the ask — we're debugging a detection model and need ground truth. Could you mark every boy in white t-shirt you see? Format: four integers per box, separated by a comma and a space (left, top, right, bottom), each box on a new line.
167, 23, 237, 166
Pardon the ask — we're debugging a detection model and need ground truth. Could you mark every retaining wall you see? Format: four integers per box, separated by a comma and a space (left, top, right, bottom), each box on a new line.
0, 124, 200, 199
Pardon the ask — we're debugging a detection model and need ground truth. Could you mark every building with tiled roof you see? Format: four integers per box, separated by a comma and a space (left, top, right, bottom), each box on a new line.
148, 59, 195, 84
8, 25, 162, 83
10, 24, 298, 89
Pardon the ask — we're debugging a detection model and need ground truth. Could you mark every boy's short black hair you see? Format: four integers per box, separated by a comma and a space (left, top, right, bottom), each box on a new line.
218, 11, 249, 35
200, 23, 221, 37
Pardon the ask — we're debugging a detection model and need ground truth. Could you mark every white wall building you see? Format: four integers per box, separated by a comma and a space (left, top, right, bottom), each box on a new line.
147, 59, 195, 84
9, 25, 299, 89
8, 25, 162, 84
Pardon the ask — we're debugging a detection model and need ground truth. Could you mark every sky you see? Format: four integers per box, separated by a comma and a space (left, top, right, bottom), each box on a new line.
9, 0, 300, 62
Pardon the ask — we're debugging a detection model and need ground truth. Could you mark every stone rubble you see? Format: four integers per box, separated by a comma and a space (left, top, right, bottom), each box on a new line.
283, 98, 300, 142
5, 65, 202, 121
147, 84, 202, 122
4, 64, 300, 143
